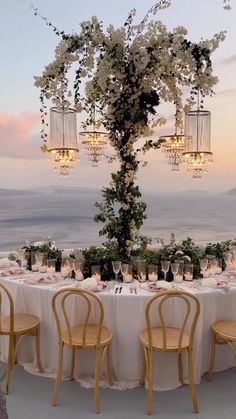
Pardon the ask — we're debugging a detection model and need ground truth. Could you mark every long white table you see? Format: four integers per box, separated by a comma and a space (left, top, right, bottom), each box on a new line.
0, 275, 236, 391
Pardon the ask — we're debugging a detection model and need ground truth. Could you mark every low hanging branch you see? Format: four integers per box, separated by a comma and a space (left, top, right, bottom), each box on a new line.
33, 1, 227, 258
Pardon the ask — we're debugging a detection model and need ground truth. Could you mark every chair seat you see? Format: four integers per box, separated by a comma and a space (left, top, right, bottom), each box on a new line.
62, 324, 112, 348
139, 327, 190, 351
212, 320, 236, 341
0, 313, 40, 334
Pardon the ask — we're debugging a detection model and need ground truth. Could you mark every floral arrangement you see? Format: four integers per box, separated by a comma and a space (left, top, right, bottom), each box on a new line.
21, 236, 62, 270
33, 1, 228, 259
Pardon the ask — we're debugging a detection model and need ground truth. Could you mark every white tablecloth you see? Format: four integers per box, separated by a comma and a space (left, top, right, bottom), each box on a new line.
0, 275, 236, 391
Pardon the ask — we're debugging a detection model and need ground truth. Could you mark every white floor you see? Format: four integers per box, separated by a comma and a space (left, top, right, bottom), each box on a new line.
3, 365, 236, 419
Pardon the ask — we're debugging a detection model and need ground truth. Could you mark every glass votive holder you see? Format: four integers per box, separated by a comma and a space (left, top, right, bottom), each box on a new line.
37, 253, 47, 273
175, 262, 184, 283
148, 265, 158, 282
47, 259, 56, 274
137, 260, 147, 282
122, 264, 133, 283
31, 252, 38, 272
184, 264, 193, 281
91, 265, 101, 282
74, 260, 84, 281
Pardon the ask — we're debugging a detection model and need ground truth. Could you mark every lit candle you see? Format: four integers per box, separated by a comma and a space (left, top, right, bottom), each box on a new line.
184, 274, 193, 282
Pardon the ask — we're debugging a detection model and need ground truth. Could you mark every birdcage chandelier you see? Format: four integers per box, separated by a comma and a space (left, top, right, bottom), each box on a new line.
160, 133, 185, 171
182, 107, 213, 179
47, 107, 79, 177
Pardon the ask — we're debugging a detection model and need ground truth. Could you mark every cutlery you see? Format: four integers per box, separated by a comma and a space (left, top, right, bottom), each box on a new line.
119, 286, 122, 293
115, 287, 119, 294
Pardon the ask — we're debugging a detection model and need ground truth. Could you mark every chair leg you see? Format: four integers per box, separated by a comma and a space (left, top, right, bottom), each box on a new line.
69, 348, 75, 381
207, 331, 217, 382
140, 347, 147, 386
188, 348, 199, 414
106, 344, 113, 386
51, 343, 64, 407
94, 348, 102, 414
178, 352, 184, 385
147, 350, 154, 415
5, 334, 15, 394
35, 326, 44, 373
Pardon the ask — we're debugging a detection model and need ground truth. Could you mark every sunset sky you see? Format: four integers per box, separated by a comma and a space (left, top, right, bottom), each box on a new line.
0, 0, 235, 193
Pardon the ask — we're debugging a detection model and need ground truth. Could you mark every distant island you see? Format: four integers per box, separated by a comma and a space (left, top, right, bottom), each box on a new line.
225, 187, 236, 196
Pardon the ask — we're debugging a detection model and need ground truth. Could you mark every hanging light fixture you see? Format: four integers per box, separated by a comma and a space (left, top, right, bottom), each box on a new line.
79, 130, 108, 167
79, 106, 108, 167
47, 107, 79, 177
160, 133, 185, 171
182, 105, 213, 179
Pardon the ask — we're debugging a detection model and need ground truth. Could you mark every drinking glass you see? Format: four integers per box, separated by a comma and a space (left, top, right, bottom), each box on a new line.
112, 261, 121, 283
214, 258, 222, 274
200, 258, 208, 277
171, 262, 179, 282
161, 260, 170, 281
184, 264, 193, 281
148, 265, 158, 282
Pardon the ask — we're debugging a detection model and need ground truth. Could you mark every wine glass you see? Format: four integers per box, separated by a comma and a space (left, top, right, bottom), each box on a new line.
171, 262, 179, 282
200, 258, 208, 277
137, 260, 146, 283
112, 261, 121, 283
161, 260, 170, 281
223, 252, 232, 271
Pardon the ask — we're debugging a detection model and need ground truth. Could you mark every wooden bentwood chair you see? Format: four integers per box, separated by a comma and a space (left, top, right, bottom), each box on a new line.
139, 290, 200, 415
51, 287, 113, 413
0, 282, 44, 394
207, 320, 236, 381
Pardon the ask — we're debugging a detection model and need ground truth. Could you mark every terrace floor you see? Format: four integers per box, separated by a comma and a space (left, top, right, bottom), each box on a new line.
3, 364, 236, 419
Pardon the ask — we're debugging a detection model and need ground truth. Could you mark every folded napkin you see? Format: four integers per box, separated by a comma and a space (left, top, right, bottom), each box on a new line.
0, 267, 25, 276
79, 277, 107, 292
140, 281, 172, 292
201, 277, 229, 292
23, 273, 62, 285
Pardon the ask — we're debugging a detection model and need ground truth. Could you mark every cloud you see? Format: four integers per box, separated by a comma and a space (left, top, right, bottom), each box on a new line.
221, 54, 236, 65
0, 112, 42, 159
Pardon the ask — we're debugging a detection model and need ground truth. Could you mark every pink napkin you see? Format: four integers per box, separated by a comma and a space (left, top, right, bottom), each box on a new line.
0, 267, 25, 276
23, 273, 62, 284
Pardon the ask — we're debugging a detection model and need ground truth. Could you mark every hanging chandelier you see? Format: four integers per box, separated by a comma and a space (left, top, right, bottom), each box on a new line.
160, 133, 185, 171
182, 107, 213, 179
79, 105, 108, 167
47, 107, 79, 177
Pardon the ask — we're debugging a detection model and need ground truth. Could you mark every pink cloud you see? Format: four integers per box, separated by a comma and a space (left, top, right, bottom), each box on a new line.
0, 112, 42, 159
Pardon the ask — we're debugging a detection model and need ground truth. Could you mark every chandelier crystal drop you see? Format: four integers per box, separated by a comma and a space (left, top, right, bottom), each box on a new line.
160, 134, 185, 171
48, 107, 79, 177
182, 108, 212, 179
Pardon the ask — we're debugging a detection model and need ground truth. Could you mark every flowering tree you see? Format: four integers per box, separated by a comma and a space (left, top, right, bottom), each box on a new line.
34, 1, 226, 258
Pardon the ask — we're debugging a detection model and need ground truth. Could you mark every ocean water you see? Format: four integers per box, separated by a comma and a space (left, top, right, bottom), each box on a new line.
0, 190, 235, 251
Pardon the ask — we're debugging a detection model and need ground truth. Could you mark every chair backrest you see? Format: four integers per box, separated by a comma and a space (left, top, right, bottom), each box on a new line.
145, 290, 200, 351
0, 283, 14, 336
52, 287, 105, 349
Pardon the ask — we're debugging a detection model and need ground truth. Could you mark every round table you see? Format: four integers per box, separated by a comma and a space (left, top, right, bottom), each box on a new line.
0, 275, 235, 391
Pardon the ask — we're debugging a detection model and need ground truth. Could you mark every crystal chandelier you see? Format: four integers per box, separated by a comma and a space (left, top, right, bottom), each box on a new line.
160, 133, 185, 171
48, 107, 79, 177
79, 130, 108, 167
182, 107, 213, 179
